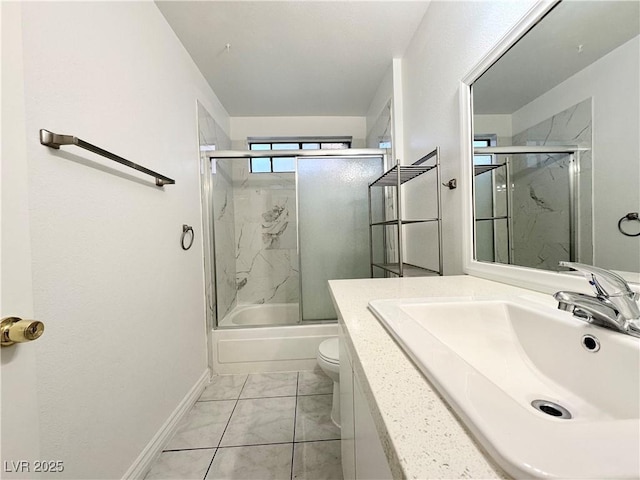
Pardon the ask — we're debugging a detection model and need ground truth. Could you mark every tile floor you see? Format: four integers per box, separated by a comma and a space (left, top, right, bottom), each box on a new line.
145, 368, 343, 480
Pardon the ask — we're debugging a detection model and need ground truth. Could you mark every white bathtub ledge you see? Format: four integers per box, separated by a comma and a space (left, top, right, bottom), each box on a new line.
213, 322, 338, 374
329, 275, 542, 480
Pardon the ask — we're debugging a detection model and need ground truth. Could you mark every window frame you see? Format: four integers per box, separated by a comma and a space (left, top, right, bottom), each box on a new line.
247, 138, 352, 173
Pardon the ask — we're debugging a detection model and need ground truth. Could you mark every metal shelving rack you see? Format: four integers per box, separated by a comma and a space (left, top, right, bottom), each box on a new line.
368, 147, 443, 277
473, 158, 513, 264
473, 159, 512, 264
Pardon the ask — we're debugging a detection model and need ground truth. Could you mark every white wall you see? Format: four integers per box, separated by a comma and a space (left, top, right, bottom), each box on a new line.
473, 114, 513, 145
400, 0, 537, 274
230, 116, 367, 148
512, 36, 639, 272
14, 2, 229, 478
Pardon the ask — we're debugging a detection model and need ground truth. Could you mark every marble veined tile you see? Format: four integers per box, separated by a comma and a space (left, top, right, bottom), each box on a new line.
165, 400, 235, 450
294, 395, 340, 442
206, 444, 293, 480
262, 201, 292, 249
199, 374, 248, 401
145, 449, 215, 480
236, 249, 299, 304
292, 440, 343, 480
509, 98, 592, 270
298, 368, 333, 396
232, 176, 299, 305
212, 160, 238, 319
240, 372, 298, 399
220, 397, 296, 447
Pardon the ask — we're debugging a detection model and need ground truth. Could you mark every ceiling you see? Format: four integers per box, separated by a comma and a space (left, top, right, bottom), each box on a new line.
156, 1, 430, 117
473, 0, 640, 115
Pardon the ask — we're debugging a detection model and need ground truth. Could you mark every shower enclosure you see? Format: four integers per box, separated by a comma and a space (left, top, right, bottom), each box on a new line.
473, 145, 592, 270
201, 149, 385, 329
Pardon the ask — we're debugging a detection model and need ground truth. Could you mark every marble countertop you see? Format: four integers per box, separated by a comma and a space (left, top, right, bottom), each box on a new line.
329, 275, 550, 480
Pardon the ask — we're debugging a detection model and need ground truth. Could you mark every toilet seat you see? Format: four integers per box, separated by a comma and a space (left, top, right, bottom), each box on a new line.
318, 338, 339, 364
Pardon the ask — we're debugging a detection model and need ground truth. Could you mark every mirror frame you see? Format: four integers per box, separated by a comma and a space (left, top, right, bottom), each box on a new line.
459, 0, 639, 293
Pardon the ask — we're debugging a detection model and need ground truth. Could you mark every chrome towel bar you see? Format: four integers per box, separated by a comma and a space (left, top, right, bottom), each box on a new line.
39, 129, 175, 187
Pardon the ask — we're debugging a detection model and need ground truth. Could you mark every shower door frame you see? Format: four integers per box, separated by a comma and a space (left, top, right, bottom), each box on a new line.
206, 148, 387, 329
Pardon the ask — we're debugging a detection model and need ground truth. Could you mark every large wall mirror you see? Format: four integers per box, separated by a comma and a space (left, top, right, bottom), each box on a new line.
470, 0, 639, 280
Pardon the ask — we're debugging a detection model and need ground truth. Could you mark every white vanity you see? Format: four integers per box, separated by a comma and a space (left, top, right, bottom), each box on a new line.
329, 276, 640, 479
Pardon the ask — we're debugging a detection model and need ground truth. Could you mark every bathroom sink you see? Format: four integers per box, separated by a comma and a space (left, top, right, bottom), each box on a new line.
368, 295, 640, 479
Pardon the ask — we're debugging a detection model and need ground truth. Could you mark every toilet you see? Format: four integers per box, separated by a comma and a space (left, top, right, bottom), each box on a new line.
317, 337, 340, 428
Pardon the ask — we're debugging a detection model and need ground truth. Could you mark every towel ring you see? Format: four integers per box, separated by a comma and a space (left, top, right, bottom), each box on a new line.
618, 212, 640, 237
181, 224, 194, 250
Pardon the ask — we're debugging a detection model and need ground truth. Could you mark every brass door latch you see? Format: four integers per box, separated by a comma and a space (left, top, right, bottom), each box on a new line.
1, 317, 45, 347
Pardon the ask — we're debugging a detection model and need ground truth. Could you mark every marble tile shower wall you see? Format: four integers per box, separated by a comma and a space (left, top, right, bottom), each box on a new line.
198, 106, 231, 152
198, 104, 232, 322
506, 98, 593, 270
232, 161, 299, 306
213, 159, 238, 321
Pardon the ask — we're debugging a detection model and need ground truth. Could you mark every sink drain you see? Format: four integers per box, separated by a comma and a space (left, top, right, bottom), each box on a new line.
582, 334, 600, 352
531, 400, 572, 419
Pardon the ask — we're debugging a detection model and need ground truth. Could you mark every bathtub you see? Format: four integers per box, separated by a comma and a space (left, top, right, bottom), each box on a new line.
218, 303, 299, 327
212, 303, 338, 374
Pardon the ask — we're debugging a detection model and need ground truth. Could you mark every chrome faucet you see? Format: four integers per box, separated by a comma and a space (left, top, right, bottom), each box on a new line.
554, 261, 640, 338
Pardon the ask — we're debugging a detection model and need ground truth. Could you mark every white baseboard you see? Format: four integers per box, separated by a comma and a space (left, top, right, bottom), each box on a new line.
122, 369, 211, 479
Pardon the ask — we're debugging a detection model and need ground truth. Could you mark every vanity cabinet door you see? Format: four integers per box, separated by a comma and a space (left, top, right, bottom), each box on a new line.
340, 325, 393, 480
339, 329, 356, 480
354, 374, 393, 480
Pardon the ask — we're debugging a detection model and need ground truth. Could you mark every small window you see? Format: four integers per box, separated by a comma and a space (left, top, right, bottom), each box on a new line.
276, 143, 299, 150
250, 143, 271, 151
272, 157, 296, 172
473, 136, 495, 166
320, 142, 350, 150
250, 157, 272, 173
248, 138, 352, 173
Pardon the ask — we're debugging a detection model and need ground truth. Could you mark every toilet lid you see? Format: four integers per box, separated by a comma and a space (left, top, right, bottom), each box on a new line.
319, 338, 339, 363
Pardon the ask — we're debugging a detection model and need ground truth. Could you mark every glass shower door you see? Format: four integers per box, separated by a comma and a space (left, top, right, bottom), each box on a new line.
297, 156, 383, 321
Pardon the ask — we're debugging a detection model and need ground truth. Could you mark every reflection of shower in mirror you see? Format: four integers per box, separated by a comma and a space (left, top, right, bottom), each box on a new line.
470, 0, 639, 276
